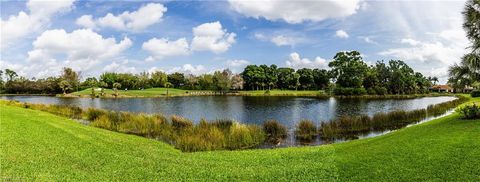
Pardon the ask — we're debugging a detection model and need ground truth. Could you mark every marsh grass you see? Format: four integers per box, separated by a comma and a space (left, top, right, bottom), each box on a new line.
1, 95, 467, 152
263, 120, 287, 144
295, 120, 317, 142
319, 96, 468, 140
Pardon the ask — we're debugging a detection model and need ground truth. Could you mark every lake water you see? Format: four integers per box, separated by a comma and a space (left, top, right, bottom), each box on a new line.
1, 96, 455, 129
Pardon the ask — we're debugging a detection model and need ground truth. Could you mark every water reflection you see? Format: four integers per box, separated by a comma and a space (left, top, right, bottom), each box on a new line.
1, 95, 455, 129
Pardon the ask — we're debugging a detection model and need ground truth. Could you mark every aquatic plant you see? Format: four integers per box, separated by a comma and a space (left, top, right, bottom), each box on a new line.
263, 120, 287, 144
295, 120, 317, 142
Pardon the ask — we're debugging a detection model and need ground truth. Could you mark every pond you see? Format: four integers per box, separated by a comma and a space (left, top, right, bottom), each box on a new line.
1, 95, 455, 129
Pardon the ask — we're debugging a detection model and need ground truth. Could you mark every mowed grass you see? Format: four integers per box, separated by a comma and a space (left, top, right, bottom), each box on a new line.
1, 99, 479, 180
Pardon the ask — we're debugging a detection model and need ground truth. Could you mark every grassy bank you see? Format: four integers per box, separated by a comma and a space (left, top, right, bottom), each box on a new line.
68, 87, 454, 98
1, 98, 479, 180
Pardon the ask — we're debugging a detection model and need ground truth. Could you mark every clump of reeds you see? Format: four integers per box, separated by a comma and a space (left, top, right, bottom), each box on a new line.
295, 120, 317, 142
263, 120, 287, 144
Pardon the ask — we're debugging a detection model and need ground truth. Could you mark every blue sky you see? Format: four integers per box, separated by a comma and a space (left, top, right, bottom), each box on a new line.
0, 0, 469, 83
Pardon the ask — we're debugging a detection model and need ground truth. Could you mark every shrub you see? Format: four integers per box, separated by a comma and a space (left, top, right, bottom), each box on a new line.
456, 104, 480, 119
334, 87, 367, 96
471, 90, 480, 97
295, 120, 317, 141
263, 120, 287, 144
367, 88, 376, 95
374, 87, 388, 95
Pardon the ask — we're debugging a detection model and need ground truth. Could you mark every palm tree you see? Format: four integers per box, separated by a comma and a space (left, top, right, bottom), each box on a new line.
113, 82, 121, 97
432, 76, 439, 86
164, 82, 172, 96
463, 0, 480, 52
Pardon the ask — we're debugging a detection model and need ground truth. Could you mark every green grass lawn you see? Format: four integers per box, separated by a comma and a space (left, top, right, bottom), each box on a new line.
1, 98, 479, 180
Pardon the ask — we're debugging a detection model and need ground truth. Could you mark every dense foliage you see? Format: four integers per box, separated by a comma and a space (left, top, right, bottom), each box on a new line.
1, 51, 437, 95
456, 104, 480, 119
448, 0, 480, 93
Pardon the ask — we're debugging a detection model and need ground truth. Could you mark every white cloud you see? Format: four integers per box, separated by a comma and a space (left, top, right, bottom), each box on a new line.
1, 0, 75, 48
168, 64, 207, 75
255, 33, 304, 47
103, 61, 137, 73
229, 0, 361, 24
142, 38, 190, 60
335, 30, 349, 39
400, 38, 420, 46
361, 36, 377, 44
76, 3, 167, 32
191, 21, 236, 53
226, 59, 250, 67
26, 29, 132, 76
285, 52, 329, 69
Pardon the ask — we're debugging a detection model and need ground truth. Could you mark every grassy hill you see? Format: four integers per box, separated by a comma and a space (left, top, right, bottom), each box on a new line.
1, 99, 479, 180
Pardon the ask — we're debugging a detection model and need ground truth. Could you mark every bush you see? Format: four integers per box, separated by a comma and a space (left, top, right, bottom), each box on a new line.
334, 87, 367, 96
295, 120, 317, 141
263, 120, 287, 144
456, 104, 480, 119
374, 87, 388, 95
471, 90, 480, 97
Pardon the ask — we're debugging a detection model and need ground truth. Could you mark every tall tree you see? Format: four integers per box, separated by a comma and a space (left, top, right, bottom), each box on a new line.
312, 68, 330, 90
463, 0, 480, 52
5, 69, 17, 82
296, 68, 314, 90
61, 67, 80, 92
328, 51, 368, 88
167, 72, 185, 88
150, 71, 168, 88
277, 68, 295, 90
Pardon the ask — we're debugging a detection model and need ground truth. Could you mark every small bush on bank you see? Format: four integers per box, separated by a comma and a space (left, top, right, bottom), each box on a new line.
471, 90, 480, 97
295, 120, 317, 141
456, 104, 480, 119
263, 120, 287, 144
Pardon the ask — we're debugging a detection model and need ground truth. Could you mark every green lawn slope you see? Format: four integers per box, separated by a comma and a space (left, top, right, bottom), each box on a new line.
1, 99, 479, 180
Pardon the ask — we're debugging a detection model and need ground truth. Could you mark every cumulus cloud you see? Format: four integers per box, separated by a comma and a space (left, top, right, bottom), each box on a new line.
226, 59, 250, 67
26, 29, 132, 75
229, 0, 361, 24
1, 0, 75, 48
168, 64, 207, 75
255, 33, 304, 47
335, 30, 349, 39
142, 38, 190, 60
103, 60, 137, 73
285, 52, 329, 69
76, 3, 167, 32
191, 21, 236, 53
400, 38, 420, 46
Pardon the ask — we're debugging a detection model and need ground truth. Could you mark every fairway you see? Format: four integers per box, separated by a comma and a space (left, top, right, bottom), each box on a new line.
1, 100, 479, 180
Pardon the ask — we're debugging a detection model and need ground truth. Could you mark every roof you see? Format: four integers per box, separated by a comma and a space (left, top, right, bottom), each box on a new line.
431, 85, 453, 90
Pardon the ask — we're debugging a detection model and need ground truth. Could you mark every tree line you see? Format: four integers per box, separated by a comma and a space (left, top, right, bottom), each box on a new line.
0, 51, 439, 95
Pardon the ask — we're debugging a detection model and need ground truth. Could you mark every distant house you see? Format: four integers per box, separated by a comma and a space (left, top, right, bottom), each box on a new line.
430, 85, 453, 93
